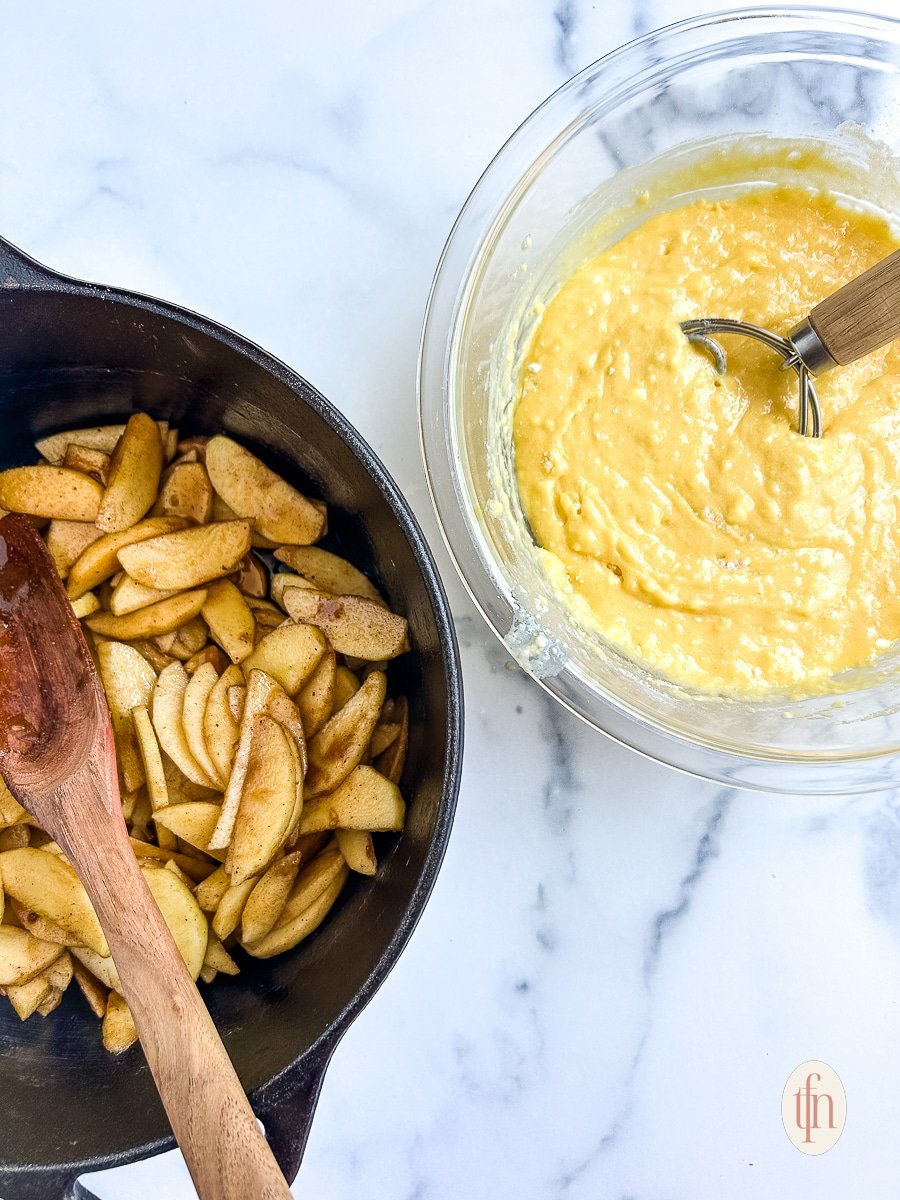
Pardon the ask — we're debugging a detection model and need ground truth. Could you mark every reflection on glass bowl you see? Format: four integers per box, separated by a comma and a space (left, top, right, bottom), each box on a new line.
419, 7, 900, 793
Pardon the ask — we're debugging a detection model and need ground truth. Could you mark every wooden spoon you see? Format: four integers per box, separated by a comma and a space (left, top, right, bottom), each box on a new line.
0, 513, 292, 1200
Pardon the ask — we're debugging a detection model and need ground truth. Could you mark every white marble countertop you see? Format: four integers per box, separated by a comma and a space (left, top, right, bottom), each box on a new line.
3, 2, 900, 1197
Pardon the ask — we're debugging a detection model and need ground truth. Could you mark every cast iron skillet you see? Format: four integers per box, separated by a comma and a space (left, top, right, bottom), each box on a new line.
0, 236, 463, 1200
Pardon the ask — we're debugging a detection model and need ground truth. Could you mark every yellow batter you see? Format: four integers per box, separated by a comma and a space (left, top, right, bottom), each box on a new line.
514, 189, 900, 694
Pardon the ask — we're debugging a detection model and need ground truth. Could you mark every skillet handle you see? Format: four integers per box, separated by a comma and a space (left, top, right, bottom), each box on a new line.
0, 1169, 100, 1199
0, 1048, 332, 1200
70, 1180, 101, 1200
0, 234, 62, 290
0, 1046, 335, 1199
253, 1041, 336, 1185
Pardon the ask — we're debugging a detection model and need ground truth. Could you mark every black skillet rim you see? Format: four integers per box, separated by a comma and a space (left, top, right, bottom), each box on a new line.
0, 236, 464, 1196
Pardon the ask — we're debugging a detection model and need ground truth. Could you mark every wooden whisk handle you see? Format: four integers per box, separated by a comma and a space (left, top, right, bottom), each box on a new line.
808, 247, 900, 366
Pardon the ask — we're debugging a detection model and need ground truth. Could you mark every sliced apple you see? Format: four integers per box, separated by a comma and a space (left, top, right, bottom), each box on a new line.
67, 515, 187, 600
153, 802, 225, 861
71, 946, 121, 992
374, 695, 409, 785
203, 929, 240, 976
35, 421, 167, 464
297, 648, 336, 739
37, 989, 64, 1018
242, 847, 347, 958
102, 991, 139, 1052
117, 520, 252, 590
0, 780, 26, 831
227, 685, 246, 724
168, 615, 210, 661
45, 950, 74, 995
175, 435, 208, 460
151, 662, 217, 789
128, 639, 177, 674
182, 662, 226, 789
282, 588, 408, 661
0, 465, 104, 522
0, 826, 30, 852
72, 957, 109, 1018
70, 592, 101, 620
332, 665, 360, 711
95, 640, 157, 793
97, 641, 157, 725
6, 973, 53, 1020
62, 444, 111, 486
203, 664, 243, 784
45, 519, 103, 578
247, 598, 284, 637
305, 670, 386, 797
211, 876, 257, 940
87, 589, 207, 640
201, 579, 256, 664
35, 425, 123, 463
184, 644, 227, 676
335, 829, 377, 876
299, 765, 405, 835
240, 851, 302, 945
160, 756, 217, 805
369, 719, 401, 758
274, 545, 383, 603
270, 571, 315, 611
226, 715, 297, 885
131, 704, 177, 851
109, 575, 178, 616
209, 669, 304, 851
194, 864, 230, 913
241, 623, 326, 695
141, 863, 208, 981
129, 837, 218, 883
10, 901, 83, 949
0, 927, 63, 986
152, 461, 213, 525
96, 412, 164, 532
0, 848, 109, 956
234, 552, 268, 598
206, 434, 325, 545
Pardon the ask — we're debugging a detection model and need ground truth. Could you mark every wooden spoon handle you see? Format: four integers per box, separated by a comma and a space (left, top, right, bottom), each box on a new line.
59, 785, 292, 1199
809, 247, 900, 365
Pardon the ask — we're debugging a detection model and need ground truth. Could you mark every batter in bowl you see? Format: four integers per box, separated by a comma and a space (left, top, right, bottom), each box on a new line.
513, 188, 900, 693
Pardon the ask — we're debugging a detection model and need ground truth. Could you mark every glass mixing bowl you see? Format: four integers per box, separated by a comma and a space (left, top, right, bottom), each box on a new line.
419, 7, 900, 793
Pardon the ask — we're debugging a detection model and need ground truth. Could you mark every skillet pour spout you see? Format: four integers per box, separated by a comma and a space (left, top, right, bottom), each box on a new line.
0, 233, 463, 1200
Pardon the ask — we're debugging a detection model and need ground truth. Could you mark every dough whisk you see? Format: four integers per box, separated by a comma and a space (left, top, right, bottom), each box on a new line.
681, 247, 900, 437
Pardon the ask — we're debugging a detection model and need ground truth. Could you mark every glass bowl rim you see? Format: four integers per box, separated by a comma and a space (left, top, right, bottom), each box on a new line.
418, 4, 900, 794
